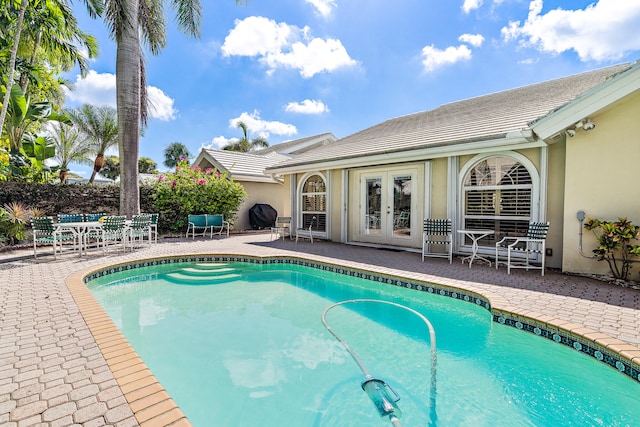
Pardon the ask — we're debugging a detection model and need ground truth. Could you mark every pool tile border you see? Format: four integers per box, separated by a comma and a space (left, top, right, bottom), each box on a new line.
74, 254, 640, 423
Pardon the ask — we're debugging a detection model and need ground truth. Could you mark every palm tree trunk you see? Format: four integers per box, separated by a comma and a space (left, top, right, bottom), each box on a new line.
88, 153, 105, 184
116, 0, 141, 218
0, 0, 29, 134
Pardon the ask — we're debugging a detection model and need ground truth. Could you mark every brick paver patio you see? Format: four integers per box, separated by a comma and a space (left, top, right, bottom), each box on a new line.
1, 234, 639, 426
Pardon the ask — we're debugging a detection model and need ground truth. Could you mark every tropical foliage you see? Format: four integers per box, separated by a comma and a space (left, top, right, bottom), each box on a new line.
164, 142, 192, 168
67, 104, 118, 184
150, 159, 246, 233
584, 217, 640, 281
223, 121, 269, 152
48, 121, 92, 183
98, 155, 157, 180
0, 201, 38, 245
1, 84, 69, 182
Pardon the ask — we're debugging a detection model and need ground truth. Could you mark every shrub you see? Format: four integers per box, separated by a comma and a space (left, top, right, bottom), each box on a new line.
0, 202, 35, 245
584, 217, 640, 281
150, 160, 247, 232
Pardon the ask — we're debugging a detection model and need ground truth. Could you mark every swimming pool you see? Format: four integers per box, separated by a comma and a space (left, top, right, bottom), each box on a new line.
86, 258, 640, 426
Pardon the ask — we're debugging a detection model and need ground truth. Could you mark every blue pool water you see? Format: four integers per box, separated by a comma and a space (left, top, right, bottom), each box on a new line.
87, 261, 640, 426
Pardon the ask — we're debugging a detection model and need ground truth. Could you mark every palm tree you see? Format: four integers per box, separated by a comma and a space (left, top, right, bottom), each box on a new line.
48, 121, 93, 183
223, 121, 269, 152
101, 0, 247, 217
0, 0, 102, 136
17, 0, 99, 95
163, 142, 191, 168
68, 104, 118, 184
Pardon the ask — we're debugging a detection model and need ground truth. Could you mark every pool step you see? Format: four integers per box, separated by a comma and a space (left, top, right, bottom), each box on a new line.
180, 267, 237, 276
193, 262, 232, 269
165, 272, 242, 284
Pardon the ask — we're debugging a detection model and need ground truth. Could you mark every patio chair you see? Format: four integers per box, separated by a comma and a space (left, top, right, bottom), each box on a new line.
94, 215, 127, 253
57, 213, 84, 223
186, 214, 211, 239
271, 216, 292, 241
207, 214, 230, 238
31, 216, 78, 259
141, 213, 159, 243
128, 214, 153, 249
296, 216, 316, 244
84, 213, 106, 222
495, 221, 550, 276
422, 218, 453, 263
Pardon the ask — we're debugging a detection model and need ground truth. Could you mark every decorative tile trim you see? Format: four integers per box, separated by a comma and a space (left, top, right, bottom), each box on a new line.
82, 255, 640, 384
494, 313, 640, 383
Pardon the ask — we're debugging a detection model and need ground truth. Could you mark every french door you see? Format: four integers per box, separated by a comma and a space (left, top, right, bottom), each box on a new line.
360, 168, 418, 246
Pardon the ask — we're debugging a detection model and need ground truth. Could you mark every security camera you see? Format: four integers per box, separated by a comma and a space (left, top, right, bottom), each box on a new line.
583, 120, 595, 131
565, 129, 576, 137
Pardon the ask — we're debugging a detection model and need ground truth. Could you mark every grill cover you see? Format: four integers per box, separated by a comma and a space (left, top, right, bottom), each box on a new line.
249, 204, 277, 229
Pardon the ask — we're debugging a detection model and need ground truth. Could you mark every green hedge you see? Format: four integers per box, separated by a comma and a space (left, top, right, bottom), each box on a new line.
0, 182, 158, 228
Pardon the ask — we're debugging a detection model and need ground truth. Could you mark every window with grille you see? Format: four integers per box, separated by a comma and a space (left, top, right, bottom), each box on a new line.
300, 174, 326, 232
462, 156, 533, 246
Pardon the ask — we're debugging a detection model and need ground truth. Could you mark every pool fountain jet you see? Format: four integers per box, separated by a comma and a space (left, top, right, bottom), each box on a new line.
322, 299, 437, 427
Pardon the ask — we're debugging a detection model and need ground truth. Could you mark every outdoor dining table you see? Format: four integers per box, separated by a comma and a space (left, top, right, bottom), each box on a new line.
55, 220, 131, 256
457, 229, 494, 267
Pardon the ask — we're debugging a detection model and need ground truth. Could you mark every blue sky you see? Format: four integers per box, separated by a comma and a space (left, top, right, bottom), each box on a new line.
63, 0, 640, 177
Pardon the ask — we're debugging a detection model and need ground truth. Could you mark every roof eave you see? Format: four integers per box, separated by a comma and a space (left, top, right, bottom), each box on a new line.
268, 130, 541, 174
531, 63, 639, 140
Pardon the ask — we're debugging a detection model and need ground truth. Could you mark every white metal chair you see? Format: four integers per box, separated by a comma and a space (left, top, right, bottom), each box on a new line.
186, 214, 211, 238
271, 216, 292, 241
31, 216, 77, 259
127, 214, 153, 249
142, 212, 159, 243
422, 219, 453, 263
296, 216, 316, 244
207, 214, 230, 238
495, 221, 550, 276
94, 215, 127, 253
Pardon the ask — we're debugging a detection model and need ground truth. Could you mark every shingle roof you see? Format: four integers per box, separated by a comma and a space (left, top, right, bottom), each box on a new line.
200, 149, 290, 181
253, 132, 336, 155
268, 63, 630, 170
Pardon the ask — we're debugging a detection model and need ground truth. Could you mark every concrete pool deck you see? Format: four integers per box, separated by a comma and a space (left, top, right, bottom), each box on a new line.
1, 233, 640, 426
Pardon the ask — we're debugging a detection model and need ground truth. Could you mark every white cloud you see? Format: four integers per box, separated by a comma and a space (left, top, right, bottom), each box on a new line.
421, 44, 472, 72
284, 99, 329, 114
205, 136, 237, 150
459, 33, 485, 47
147, 87, 177, 121
306, 0, 337, 18
230, 111, 297, 139
221, 16, 357, 78
462, 0, 483, 14
64, 70, 177, 121
65, 70, 116, 107
221, 16, 294, 57
501, 0, 640, 62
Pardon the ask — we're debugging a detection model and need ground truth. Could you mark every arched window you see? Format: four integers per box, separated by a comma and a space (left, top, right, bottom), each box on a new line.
299, 173, 326, 233
462, 155, 535, 245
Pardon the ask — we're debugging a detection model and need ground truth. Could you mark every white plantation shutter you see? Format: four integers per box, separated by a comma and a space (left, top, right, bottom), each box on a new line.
462, 157, 533, 245
301, 174, 326, 231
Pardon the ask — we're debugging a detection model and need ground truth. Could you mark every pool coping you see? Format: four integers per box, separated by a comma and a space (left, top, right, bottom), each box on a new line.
66, 253, 640, 425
